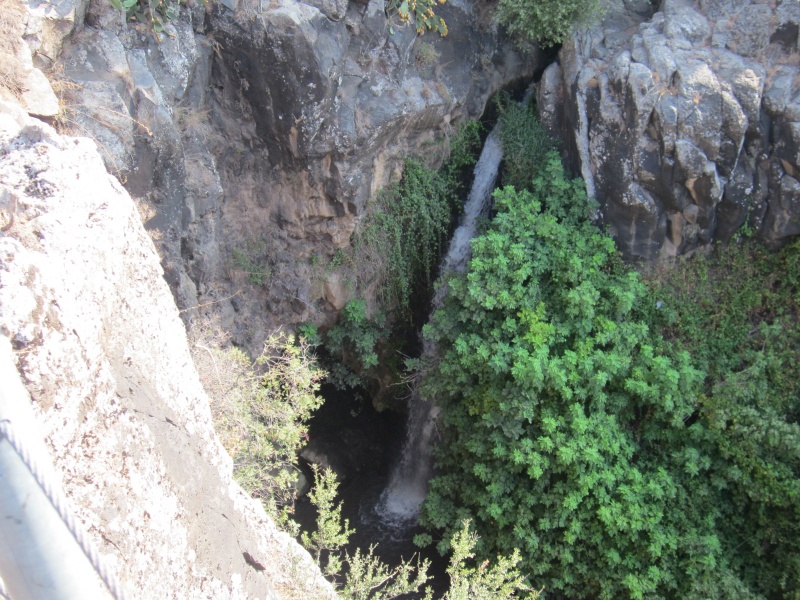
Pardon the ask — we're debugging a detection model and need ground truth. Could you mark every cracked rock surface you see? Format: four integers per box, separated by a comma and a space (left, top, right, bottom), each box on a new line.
539, 0, 800, 259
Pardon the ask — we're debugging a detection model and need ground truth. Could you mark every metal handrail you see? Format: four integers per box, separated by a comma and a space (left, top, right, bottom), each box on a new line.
0, 336, 126, 600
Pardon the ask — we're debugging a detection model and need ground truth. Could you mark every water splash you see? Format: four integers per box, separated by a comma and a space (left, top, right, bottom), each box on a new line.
376, 127, 504, 526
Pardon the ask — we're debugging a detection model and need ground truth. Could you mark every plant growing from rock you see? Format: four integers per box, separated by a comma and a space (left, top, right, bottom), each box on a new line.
415, 41, 441, 73
231, 244, 271, 286
386, 0, 448, 36
191, 325, 325, 533
324, 298, 388, 389
109, 0, 199, 36
354, 120, 482, 316
496, 96, 554, 191
493, 0, 601, 47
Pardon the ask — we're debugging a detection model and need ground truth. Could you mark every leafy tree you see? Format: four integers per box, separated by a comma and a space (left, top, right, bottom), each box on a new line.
418, 153, 800, 598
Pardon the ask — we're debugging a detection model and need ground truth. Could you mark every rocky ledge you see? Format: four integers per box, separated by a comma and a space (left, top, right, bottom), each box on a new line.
0, 100, 334, 600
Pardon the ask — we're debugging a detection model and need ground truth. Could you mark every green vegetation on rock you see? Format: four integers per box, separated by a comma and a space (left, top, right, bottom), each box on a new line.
385, 0, 448, 36
303, 467, 538, 600
194, 329, 324, 534
494, 0, 602, 47
496, 98, 554, 191
354, 120, 482, 317
109, 0, 194, 35
324, 298, 389, 389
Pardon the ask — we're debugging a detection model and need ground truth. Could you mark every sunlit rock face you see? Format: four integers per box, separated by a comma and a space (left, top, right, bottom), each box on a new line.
539, 0, 800, 259
0, 99, 336, 599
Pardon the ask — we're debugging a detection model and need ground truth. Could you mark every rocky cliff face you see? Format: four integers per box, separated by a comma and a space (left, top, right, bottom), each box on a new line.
0, 99, 335, 599
539, 0, 800, 259
0, 1, 536, 593
45, 0, 535, 354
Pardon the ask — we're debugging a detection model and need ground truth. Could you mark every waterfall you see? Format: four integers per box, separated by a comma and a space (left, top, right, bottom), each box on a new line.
376, 127, 504, 526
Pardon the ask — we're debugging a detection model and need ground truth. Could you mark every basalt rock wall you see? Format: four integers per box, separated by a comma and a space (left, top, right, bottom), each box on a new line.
47, 0, 535, 354
539, 0, 800, 260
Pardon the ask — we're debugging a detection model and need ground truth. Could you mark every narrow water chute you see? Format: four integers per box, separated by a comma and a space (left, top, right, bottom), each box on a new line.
376, 127, 504, 526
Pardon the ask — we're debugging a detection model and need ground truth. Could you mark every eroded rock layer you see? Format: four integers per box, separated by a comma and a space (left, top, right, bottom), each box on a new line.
48, 0, 535, 353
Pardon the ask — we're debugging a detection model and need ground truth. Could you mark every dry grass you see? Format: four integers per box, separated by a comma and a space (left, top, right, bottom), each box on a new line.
173, 103, 212, 139
0, 0, 27, 102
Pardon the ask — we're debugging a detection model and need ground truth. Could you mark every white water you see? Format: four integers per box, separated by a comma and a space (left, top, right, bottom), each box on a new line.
376, 128, 504, 525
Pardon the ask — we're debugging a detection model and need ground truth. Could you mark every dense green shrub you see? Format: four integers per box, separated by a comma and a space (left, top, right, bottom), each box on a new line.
640, 239, 800, 598
324, 298, 389, 389
494, 0, 602, 47
418, 153, 800, 597
355, 121, 482, 316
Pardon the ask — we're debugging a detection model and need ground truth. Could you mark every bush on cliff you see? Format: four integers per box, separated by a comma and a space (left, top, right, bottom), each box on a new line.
494, 0, 602, 47
191, 326, 324, 534
303, 466, 540, 599
354, 120, 482, 316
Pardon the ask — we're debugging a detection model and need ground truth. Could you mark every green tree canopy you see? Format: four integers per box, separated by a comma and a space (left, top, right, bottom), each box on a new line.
419, 153, 800, 598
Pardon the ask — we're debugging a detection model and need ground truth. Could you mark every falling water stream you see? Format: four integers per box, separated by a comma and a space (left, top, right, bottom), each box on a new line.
374, 126, 505, 528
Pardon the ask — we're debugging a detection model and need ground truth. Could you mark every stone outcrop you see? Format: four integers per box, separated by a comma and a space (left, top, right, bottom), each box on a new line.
45, 0, 536, 354
0, 100, 335, 599
539, 0, 800, 259
0, 0, 63, 117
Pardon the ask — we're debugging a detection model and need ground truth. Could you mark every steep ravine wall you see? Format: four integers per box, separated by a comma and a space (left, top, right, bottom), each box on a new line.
0, 100, 335, 599
47, 0, 536, 356
539, 0, 800, 259
0, 0, 536, 594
